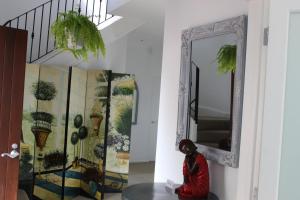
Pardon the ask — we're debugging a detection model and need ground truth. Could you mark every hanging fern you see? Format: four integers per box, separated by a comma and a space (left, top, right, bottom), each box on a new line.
216, 45, 237, 73
51, 11, 105, 60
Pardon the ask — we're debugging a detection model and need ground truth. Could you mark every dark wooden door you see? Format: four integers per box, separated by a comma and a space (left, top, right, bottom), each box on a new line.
0, 26, 28, 200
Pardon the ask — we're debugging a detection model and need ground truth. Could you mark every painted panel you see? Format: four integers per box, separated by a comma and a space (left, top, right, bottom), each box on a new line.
19, 64, 40, 199
20, 64, 70, 199
64, 67, 88, 199
105, 73, 135, 192
65, 67, 87, 168
80, 69, 109, 199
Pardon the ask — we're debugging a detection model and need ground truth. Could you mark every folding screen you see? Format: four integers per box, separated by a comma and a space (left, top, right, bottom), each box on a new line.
104, 73, 135, 192
19, 65, 135, 200
63, 67, 88, 199
77, 69, 110, 199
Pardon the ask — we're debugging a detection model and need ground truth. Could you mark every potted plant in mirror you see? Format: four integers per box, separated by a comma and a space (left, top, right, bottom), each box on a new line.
216, 45, 237, 74
90, 100, 103, 136
51, 10, 106, 60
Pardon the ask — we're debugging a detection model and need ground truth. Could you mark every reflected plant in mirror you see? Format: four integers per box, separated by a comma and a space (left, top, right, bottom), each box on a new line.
177, 16, 247, 168
190, 34, 236, 151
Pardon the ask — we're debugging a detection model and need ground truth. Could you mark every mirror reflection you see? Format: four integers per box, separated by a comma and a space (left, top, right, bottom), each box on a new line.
189, 33, 237, 151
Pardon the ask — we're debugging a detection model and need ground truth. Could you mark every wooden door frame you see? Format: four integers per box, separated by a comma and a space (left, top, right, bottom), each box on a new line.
0, 26, 28, 200
257, 1, 300, 200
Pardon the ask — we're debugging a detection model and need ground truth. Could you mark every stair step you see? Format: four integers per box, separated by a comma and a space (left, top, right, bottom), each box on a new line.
198, 119, 231, 131
197, 130, 231, 143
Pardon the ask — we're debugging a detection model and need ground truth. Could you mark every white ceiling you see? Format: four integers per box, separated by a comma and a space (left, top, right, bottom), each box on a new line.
112, 0, 166, 41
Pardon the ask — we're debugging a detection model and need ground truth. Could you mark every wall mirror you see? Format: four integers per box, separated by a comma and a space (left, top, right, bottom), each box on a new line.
176, 16, 247, 168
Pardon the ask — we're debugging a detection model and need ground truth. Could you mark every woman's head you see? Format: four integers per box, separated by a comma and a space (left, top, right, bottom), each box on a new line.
179, 139, 197, 155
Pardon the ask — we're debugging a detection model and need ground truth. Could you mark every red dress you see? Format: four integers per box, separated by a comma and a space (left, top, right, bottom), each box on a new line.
177, 153, 209, 199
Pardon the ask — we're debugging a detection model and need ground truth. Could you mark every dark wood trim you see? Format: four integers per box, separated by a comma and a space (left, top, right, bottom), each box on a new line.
101, 70, 112, 200
195, 67, 200, 124
230, 72, 235, 130
61, 67, 72, 199
0, 26, 27, 200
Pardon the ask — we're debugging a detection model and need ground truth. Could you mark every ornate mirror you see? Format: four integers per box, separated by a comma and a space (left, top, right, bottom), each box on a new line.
176, 16, 247, 168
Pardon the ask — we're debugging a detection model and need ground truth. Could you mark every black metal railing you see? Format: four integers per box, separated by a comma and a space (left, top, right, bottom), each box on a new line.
4, 0, 114, 63
190, 60, 200, 124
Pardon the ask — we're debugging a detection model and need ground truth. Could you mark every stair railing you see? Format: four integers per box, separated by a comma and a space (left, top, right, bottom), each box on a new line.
4, 0, 113, 63
190, 60, 200, 124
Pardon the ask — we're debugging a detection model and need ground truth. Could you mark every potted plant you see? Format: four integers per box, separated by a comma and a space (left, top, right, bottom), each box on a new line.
71, 131, 79, 168
95, 72, 108, 97
94, 143, 105, 173
51, 11, 106, 60
32, 81, 57, 100
90, 100, 103, 135
31, 112, 54, 149
216, 45, 237, 73
113, 102, 133, 161
31, 81, 57, 150
114, 104, 133, 138
19, 150, 33, 198
112, 78, 135, 96
43, 151, 68, 169
114, 134, 130, 160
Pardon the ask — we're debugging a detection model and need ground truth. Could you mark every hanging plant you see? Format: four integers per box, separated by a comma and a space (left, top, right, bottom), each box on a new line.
51, 11, 106, 60
216, 45, 237, 73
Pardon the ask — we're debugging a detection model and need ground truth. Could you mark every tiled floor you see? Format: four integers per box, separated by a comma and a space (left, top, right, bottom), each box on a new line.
18, 162, 155, 200
104, 162, 155, 200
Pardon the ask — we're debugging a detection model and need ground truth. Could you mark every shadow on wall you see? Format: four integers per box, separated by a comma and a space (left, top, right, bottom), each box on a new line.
209, 162, 226, 199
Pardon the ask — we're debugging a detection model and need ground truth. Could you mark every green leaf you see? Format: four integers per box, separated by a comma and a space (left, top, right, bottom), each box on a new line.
216, 45, 237, 74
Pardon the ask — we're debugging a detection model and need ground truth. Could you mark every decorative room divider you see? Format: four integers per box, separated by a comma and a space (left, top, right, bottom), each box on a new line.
19, 64, 135, 200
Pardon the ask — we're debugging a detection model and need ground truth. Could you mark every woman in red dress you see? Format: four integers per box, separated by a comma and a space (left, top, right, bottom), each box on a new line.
175, 139, 209, 200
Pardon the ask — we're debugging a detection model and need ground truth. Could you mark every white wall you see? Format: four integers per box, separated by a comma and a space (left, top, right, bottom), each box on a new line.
125, 27, 163, 162
105, 36, 129, 73
154, 0, 249, 200
0, 0, 49, 24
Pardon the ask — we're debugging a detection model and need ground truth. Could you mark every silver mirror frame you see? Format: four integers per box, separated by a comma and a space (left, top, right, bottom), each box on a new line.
176, 15, 247, 168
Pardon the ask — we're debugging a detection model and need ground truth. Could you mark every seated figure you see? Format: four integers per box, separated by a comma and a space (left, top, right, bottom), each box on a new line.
175, 139, 209, 200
